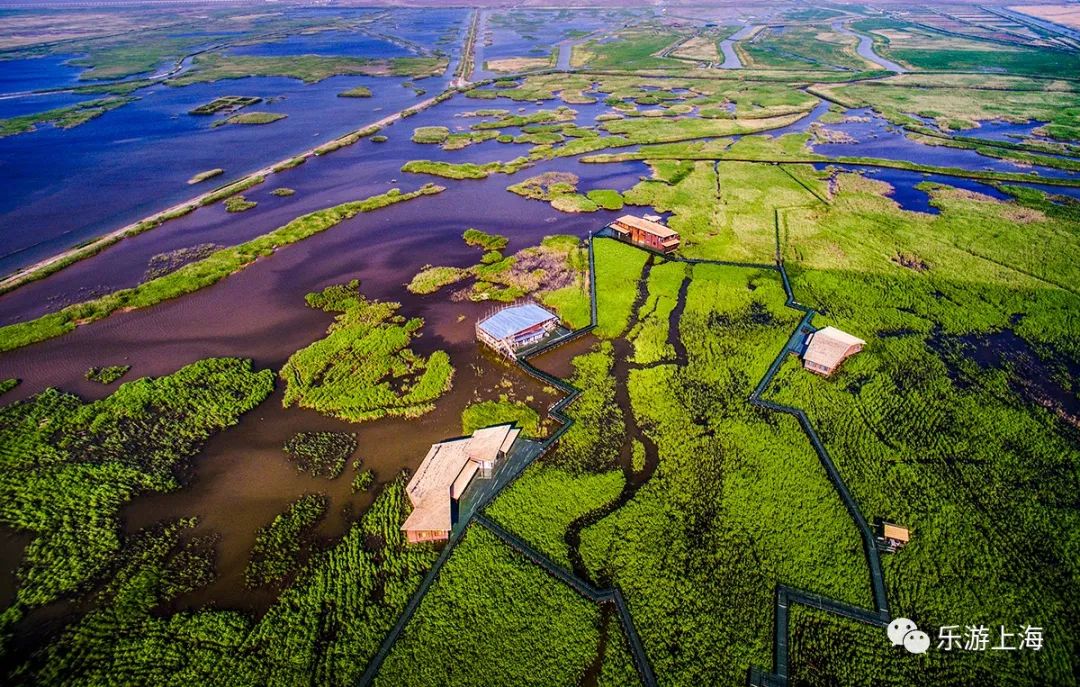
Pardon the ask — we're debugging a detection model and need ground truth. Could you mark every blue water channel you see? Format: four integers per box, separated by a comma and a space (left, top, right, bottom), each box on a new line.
472, 9, 616, 80
817, 163, 1080, 214
812, 108, 1079, 179
226, 31, 412, 59
0, 54, 94, 94
0, 8, 470, 275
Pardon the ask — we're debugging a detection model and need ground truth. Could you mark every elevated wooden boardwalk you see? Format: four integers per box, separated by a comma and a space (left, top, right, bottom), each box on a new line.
359, 227, 892, 687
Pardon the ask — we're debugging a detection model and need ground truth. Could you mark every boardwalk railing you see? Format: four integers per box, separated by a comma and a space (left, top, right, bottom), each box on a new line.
357, 234, 658, 687
476, 514, 658, 687
359, 227, 892, 687
598, 219, 893, 686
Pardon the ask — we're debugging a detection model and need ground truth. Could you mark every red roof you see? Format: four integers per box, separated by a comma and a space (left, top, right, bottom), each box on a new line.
613, 214, 679, 238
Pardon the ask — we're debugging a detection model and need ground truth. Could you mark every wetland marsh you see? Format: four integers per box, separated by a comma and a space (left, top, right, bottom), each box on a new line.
1, 3, 1078, 686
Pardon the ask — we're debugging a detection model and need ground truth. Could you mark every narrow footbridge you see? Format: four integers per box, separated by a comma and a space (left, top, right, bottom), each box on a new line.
476, 513, 658, 687
358, 233, 892, 687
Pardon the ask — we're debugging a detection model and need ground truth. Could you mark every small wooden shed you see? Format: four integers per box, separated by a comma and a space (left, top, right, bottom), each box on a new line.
881, 522, 910, 553
802, 326, 865, 376
609, 214, 681, 253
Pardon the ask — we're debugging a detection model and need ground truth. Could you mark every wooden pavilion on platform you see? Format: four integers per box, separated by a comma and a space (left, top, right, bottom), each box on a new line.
402, 424, 521, 544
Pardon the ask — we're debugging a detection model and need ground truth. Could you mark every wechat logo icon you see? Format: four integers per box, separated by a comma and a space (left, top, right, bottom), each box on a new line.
888, 618, 930, 654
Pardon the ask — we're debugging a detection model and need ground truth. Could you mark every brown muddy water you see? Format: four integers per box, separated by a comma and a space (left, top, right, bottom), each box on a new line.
0, 91, 641, 326
0, 85, 646, 630
127, 336, 558, 615
0, 132, 634, 624
1, 286, 569, 619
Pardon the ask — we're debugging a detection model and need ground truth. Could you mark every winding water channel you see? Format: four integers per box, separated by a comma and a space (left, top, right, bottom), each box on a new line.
2, 10, 1079, 625
718, 25, 760, 69
831, 19, 906, 73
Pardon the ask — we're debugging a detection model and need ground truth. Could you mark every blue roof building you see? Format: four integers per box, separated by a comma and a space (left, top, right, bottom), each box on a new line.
476, 302, 560, 357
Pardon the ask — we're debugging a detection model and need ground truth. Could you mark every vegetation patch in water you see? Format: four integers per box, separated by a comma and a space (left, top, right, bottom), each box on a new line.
0, 357, 273, 611
401, 158, 532, 179
586, 188, 624, 210
507, 171, 579, 200
550, 193, 598, 213
280, 280, 454, 423
462, 228, 508, 251
351, 461, 375, 493
461, 398, 542, 438
338, 86, 372, 98
411, 126, 450, 144
223, 194, 257, 212
246, 493, 328, 588
272, 156, 307, 171
441, 130, 501, 150
188, 95, 261, 115
213, 111, 287, 127
313, 124, 381, 155
199, 175, 265, 206
0, 184, 444, 353
407, 234, 589, 323
85, 365, 131, 385
187, 168, 224, 184
470, 106, 577, 130
282, 431, 357, 479
0, 96, 134, 138
508, 171, 622, 214
407, 266, 471, 295
168, 54, 449, 86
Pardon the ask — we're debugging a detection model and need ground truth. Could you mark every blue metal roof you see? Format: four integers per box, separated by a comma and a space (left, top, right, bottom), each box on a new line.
478, 303, 557, 340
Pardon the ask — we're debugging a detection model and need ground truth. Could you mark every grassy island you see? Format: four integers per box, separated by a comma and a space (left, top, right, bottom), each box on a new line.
408, 233, 589, 321
168, 54, 448, 86
338, 86, 373, 98
272, 156, 307, 172
84, 365, 131, 384
508, 171, 623, 213
213, 111, 287, 127
412, 126, 450, 144
280, 280, 454, 423
0, 185, 445, 353
0, 96, 134, 138
461, 398, 542, 438
462, 228, 508, 251
401, 158, 531, 179
188, 96, 261, 115
313, 124, 381, 155
187, 168, 224, 185
223, 194, 257, 212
